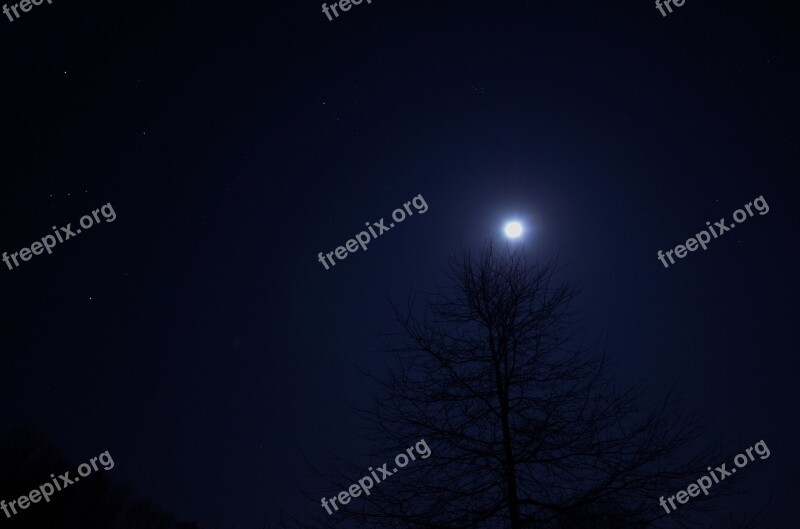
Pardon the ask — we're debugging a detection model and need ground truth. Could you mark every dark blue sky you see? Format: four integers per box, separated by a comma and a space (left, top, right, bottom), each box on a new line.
1, 0, 797, 527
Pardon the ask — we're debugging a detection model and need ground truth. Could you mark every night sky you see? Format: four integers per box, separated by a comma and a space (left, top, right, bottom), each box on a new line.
1, 0, 798, 527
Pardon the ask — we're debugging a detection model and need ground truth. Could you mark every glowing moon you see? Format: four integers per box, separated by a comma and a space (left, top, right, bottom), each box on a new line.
504, 221, 523, 238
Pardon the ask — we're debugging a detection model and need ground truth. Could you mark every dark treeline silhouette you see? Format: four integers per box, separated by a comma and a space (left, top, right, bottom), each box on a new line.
0, 420, 201, 529
275, 243, 780, 529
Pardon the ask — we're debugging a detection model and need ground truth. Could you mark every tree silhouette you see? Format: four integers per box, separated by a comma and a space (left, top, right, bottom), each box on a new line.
0, 420, 201, 529
300, 243, 765, 529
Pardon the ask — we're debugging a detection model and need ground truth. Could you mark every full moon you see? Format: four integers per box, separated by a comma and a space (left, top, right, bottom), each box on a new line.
504, 221, 523, 239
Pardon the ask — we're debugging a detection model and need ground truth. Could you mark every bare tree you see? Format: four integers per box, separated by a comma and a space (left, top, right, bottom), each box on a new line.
304, 242, 736, 529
